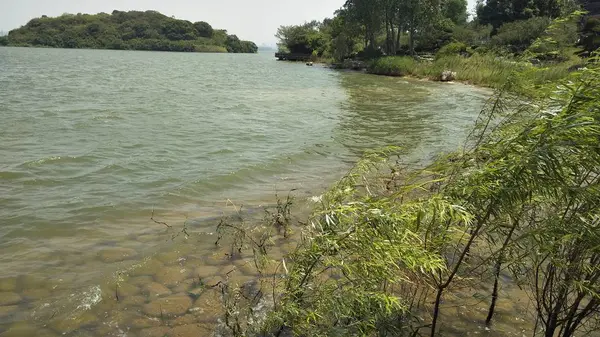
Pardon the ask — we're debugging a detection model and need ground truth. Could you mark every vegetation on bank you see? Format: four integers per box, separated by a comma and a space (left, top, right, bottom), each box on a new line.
213, 56, 600, 337
274, 0, 597, 59
202, 2, 600, 337
2, 10, 258, 53
274, 0, 599, 94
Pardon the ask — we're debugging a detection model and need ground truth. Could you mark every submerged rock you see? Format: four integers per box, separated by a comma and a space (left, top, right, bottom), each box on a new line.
193, 265, 221, 279
21, 288, 51, 301
116, 282, 140, 298
156, 250, 183, 265
49, 311, 98, 334
122, 295, 146, 306
234, 258, 258, 276
18, 274, 46, 290
143, 294, 193, 317
0, 323, 58, 337
98, 247, 137, 263
0, 305, 18, 318
130, 258, 165, 277
0, 278, 17, 292
226, 272, 255, 286
191, 289, 225, 321
139, 326, 170, 337
131, 316, 162, 329
128, 275, 154, 287
171, 278, 197, 294
144, 282, 172, 298
169, 314, 198, 326
0, 292, 22, 306
154, 266, 188, 287
170, 323, 213, 336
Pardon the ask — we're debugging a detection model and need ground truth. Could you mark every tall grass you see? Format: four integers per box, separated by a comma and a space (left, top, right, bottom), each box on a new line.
368, 56, 417, 76
368, 54, 576, 95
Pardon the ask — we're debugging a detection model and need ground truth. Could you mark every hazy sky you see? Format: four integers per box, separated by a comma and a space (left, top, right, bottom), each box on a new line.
1, 0, 479, 45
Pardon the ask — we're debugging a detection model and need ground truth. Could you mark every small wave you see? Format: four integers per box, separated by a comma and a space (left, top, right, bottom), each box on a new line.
92, 114, 124, 121
309, 195, 323, 203
20, 155, 91, 168
0, 170, 30, 180
31, 284, 103, 325
207, 148, 236, 155
75, 285, 103, 311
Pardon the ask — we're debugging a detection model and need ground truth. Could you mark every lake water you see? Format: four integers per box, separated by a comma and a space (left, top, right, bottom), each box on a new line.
0, 47, 491, 336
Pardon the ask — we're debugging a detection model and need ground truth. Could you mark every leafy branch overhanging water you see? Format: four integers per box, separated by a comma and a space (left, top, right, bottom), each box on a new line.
212, 57, 600, 337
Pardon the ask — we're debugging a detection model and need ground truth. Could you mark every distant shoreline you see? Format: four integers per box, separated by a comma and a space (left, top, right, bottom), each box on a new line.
1, 10, 258, 54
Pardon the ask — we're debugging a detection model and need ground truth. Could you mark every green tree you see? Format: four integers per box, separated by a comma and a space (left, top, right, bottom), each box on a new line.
5, 10, 257, 53
344, 0, 382, 50
275, 21, 326, 54
477, 0, 563, 29
443, 0, 468, 24
193, 21, 213, 38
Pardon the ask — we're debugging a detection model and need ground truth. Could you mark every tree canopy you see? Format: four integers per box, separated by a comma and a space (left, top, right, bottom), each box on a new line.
475, 0, 578, 29
275, 0, 585, 61
5, 10, 258, 53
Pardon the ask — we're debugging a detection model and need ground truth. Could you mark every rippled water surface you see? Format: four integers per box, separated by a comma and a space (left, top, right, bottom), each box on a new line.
0, 47, 491, 336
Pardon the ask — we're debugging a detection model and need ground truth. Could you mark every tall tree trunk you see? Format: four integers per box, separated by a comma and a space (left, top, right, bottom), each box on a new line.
409, 26, 415, 56
396, 24, 402, 54
408, 15, 416, 56
385, 17, 391, 54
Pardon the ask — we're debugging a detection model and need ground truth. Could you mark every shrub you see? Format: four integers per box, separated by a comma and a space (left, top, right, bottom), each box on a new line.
368, 56, 416, 76
436, 41, 470, 59
527, 12, 583, 62
451, 23, 493, 47
491, 17, 551, 53
580, 17, 600, 53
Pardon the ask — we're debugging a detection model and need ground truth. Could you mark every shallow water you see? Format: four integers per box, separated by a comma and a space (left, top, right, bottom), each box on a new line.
0, 47, 490, 336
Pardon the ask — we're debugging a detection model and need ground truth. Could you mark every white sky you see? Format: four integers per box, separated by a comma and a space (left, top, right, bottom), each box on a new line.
1, 0, 479, 45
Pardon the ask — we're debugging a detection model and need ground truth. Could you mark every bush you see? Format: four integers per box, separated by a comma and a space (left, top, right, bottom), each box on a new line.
0, 36, 8, 46
527, 12, 583, 62
580, 17, 600, 53
415, 18, 455, 52
491, 17, 551, 54
368, 56, 416, 76
436, 41, 470, 59
451, 23, 493, 47
194, 44, 227, 53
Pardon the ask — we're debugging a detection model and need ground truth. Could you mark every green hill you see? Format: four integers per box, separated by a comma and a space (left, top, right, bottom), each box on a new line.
1, 10, 257, 53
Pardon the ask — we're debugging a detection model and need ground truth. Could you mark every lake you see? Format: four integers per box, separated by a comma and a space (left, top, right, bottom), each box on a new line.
0, 47, 490, 336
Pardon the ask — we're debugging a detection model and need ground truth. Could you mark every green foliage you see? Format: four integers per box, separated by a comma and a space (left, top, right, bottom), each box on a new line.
0, 36, 8, 46
275, 21, 326, 55
443, 0, 469, 24
6, 10, 257, 53
276, 0, 472, 60
491, 16, 552, 53
368, 56, 417, 76
451, 22, 493, 47
435, 41, 470, 59
225, 34, 258, 53
193, 21, 213, 38
477, 0, 563, 29
526, 11, 583, 61
218, 60, 600, 337
580, 17, 600, 53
